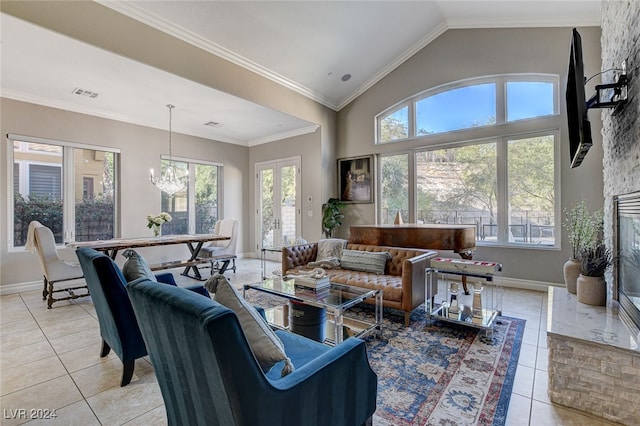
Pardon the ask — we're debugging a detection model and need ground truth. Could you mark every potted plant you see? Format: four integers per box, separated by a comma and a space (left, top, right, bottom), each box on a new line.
577, 243, 613, 306
562, 200, 603, 294
322, 198, 346, 238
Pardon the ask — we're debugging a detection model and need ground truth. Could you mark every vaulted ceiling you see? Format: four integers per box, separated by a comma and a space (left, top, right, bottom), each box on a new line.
1, 1, 600, 145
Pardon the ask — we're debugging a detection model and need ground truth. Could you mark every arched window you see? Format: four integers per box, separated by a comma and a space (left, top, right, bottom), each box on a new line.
377, 75, 560, 248
376, 74, 557, 143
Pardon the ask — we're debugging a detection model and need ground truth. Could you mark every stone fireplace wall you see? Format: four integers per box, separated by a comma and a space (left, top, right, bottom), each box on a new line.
600, 0, 640, 301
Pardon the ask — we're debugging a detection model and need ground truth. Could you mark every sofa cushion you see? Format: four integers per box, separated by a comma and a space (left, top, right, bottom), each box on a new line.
316, 238, 348, 260
121, 249, 157, 283
204, 274, 294, 377
341, 249, 390, 275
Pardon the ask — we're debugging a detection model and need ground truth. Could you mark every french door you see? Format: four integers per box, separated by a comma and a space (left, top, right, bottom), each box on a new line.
256, 157, 301, 257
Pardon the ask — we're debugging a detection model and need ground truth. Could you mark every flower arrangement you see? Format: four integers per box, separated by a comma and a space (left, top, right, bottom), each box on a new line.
562, 200, 603, 259
147, 212, 172, 236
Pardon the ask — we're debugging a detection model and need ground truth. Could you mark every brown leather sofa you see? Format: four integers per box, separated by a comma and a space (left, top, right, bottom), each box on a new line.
282, 242, 437, 326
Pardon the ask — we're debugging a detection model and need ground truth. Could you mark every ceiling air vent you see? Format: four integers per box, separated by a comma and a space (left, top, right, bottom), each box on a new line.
72, 87, 99, 99
204, 121, 222, 128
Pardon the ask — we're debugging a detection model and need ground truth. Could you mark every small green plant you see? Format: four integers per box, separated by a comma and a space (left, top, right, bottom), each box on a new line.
579, 244, 613, 277
562, 200, 603, 259
322, 198, 346, 238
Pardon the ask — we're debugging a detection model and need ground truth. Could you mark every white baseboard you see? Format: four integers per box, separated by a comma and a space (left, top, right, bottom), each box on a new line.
501, 277, 562, 292
0, 280, 43, 296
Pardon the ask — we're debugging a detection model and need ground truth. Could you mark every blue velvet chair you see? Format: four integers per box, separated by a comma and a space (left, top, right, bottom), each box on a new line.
127, 278, 378, 426
76, 247, 209, 386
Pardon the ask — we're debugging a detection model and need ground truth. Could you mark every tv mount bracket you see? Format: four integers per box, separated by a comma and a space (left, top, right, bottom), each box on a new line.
586, 60, 630, 115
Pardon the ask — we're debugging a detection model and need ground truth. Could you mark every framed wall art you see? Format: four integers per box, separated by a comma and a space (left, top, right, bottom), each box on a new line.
338, 155, 373, 203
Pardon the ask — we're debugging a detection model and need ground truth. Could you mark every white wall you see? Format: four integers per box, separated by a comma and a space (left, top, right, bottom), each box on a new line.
0, 2, 339, 292
1, 2, 610, 288
0, 98, 250, 290
337, 27, 605, 285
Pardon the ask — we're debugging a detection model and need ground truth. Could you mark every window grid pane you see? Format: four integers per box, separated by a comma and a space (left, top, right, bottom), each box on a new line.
380, 154, 409, 224
161, 160, 189, 236
416, 83, 496, 135
507, 135, 555, 245
13, 141, 64, 246
195, 164, 219, 234
74, 149, 115, 242
506, 81, 555, 122
380, 106, 409, 143
416, 144, 497, 242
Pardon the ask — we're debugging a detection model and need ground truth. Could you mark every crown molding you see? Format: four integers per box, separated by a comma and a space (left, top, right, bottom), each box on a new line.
1, 90, 249, 146
97, 1, 339, 111
336, 21, 449, 110
248, 124, 320, 146
448, 17, 600, 30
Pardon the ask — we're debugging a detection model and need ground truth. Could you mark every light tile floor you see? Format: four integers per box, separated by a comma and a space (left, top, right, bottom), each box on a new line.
0, 258, 617, 425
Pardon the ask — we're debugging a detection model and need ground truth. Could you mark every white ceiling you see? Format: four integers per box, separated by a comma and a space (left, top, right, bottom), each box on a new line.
1, 1, 601, 146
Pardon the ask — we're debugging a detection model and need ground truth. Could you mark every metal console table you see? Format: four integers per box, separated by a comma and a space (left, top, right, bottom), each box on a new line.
426, 257, 503, 336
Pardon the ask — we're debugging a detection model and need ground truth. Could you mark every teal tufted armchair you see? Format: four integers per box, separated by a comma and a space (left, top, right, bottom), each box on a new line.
127, 278, 378, 426
76, 247, 209, 386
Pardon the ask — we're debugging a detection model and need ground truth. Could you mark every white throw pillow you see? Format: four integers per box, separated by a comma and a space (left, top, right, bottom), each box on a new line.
204, 274, 294, 377
316, 238, 348, 260
341, 249, 390, 275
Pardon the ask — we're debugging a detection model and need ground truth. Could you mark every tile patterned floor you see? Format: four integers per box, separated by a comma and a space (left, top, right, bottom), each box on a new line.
0, 258, 616, 425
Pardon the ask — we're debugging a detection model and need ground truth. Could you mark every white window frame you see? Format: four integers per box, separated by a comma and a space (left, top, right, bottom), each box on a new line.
375, 74, 559, 144
377, 129, 560, 249
377, 101, 412, 143
7, 133, 120, 250
161, 155, 223, 235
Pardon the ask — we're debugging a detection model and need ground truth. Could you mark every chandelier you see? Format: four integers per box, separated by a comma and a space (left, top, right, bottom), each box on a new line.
149, 104, 188, 196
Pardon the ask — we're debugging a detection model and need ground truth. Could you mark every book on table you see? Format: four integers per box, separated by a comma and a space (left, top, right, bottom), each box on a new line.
292, 275, 330, 289
294, 285, 330, 299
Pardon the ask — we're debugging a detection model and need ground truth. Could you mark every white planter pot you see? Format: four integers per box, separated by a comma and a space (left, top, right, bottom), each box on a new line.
576, 274, 606, 306
563, 258, 581, 294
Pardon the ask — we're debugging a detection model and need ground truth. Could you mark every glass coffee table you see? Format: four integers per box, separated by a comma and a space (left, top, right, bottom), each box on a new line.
243, 277, 382, 345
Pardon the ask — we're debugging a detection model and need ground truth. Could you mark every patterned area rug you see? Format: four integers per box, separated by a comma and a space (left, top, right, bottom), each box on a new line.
243, 290, 525, 426
363, 310, 524, 426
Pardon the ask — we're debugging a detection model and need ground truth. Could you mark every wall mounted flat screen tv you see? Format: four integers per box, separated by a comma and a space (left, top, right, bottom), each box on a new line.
566, 28, 593, 168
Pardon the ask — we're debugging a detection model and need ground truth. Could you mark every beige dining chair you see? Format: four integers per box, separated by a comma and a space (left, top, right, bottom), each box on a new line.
26, 221, 88, 308
199, 218, 238, 274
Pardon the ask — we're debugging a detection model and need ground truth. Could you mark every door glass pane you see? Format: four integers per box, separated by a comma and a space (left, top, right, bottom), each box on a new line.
260, 168, 275, 247
416, 83, 496, 135
74, 149, 115, 241
161, 160, 189, 235
195, 164, 218, 234
13, 142, 63, 245
507, 135, 555, 245
416, 144, 496, 241
506, 81, 555, 122
280, 164, 297, 246
380, 154, 409, 224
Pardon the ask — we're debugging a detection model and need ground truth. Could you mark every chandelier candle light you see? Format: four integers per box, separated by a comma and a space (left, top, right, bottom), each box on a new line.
149, 104, 188, 196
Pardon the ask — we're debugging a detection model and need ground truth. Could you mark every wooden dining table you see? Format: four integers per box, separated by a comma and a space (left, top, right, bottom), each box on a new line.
68, 234, 230, 280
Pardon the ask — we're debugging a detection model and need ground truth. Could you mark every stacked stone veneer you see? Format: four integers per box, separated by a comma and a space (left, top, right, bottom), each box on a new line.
548, 335, 640, 425
601, 0, 640, 301
546, 3, 640, 424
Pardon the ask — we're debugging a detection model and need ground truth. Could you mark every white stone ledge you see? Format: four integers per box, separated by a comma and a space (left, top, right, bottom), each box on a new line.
547, 287, 640, 425
547, 287, 640, 354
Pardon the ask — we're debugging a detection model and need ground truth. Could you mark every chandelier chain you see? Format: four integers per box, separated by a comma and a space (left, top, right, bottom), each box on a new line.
149, 104, 187, 196
167, 104, 174, 159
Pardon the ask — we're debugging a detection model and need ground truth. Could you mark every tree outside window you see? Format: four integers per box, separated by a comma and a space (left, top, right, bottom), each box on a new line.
12, 140, 116, 246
